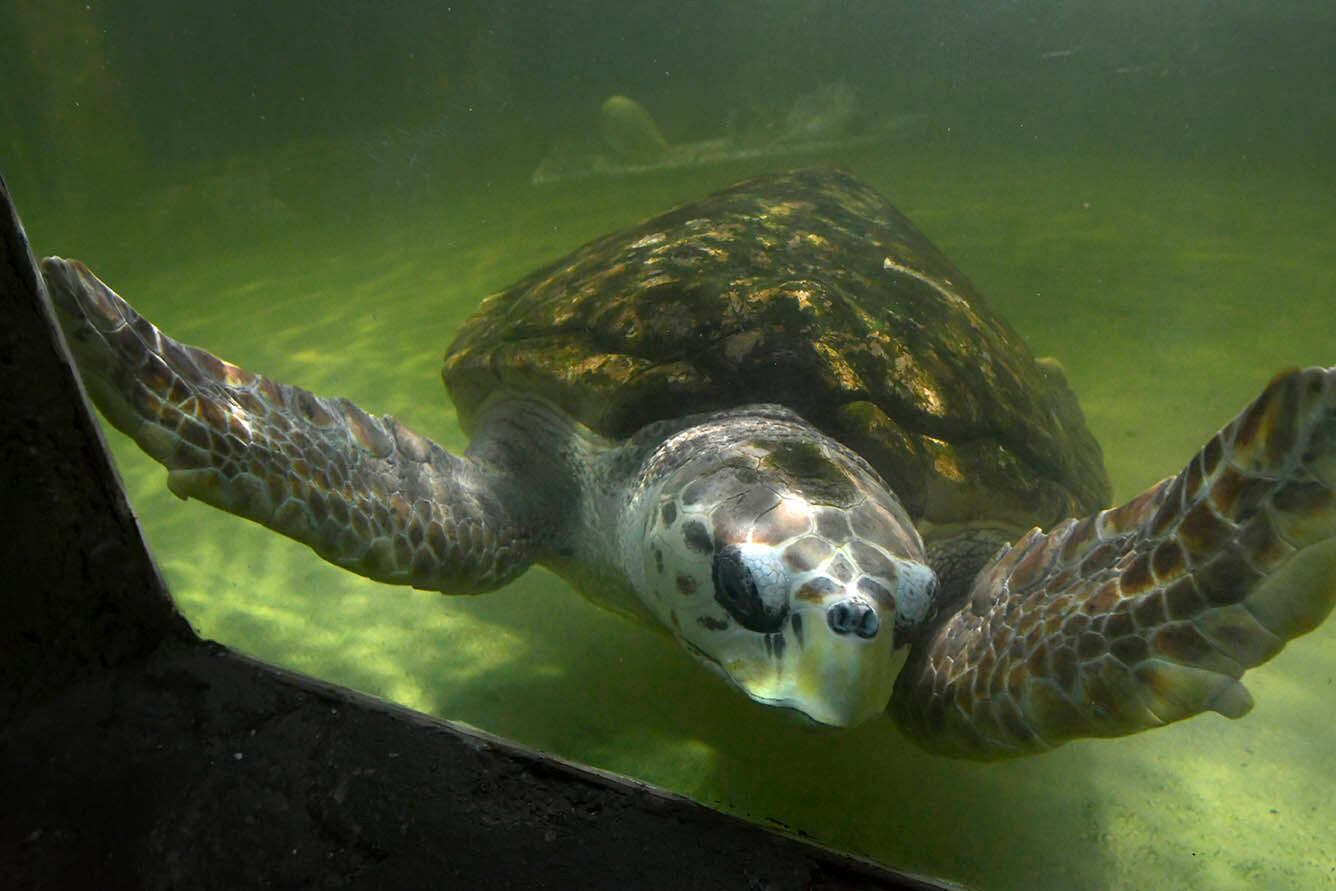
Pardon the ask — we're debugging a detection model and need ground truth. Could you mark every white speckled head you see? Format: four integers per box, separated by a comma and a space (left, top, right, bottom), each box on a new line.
635, 428, 938, 726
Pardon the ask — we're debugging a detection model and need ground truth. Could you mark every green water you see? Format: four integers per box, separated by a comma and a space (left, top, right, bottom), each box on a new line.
6, 4, 1335, 889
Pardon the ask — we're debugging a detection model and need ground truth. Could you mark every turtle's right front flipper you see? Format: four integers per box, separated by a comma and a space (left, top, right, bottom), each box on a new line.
43, 257, 542, 595
893, 366, 1336, 759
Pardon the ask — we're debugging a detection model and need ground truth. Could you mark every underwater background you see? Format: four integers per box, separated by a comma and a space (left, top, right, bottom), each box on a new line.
4, 3, 1334, 888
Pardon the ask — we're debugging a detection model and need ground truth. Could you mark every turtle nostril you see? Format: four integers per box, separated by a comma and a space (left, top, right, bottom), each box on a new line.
828, 602, 853, 634
826, 598, 879, 639
856, 605, 880, 639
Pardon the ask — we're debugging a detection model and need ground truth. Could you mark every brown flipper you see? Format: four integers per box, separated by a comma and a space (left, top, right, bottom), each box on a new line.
893, 367, 1336, 759
43, 257, 544, 595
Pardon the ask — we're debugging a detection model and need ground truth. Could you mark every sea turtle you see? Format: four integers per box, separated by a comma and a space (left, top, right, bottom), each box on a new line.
29, 168, 1336, 759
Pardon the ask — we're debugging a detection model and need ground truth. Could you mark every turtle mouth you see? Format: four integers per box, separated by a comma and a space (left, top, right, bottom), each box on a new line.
680, 605, 898, 727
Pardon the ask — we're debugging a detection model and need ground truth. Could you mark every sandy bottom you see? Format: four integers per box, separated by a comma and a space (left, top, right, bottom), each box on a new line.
53, 142, 1335, 890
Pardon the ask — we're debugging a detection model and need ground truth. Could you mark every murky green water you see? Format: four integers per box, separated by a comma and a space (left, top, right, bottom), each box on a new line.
6, 4, 1334, 889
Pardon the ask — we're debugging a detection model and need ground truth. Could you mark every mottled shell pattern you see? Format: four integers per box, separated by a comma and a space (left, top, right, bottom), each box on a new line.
444, 167, 1111, 538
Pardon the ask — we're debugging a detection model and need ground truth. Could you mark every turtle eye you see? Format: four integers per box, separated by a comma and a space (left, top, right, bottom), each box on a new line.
711, 544, 788, 633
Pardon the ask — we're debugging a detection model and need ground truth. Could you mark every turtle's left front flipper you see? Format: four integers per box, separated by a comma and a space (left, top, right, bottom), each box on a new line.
892, 367, 1336, 759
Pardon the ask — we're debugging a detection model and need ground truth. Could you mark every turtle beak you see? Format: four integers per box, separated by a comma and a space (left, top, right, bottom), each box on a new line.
719, 592, 899, 727
764, 559, 935, 726
782, 597, 901, 726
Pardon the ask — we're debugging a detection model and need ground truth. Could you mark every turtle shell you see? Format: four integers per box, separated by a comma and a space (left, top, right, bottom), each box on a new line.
443, 167, 1110, 533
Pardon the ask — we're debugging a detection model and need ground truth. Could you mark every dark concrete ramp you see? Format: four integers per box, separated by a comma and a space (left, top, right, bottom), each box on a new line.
0, 175, 960, 891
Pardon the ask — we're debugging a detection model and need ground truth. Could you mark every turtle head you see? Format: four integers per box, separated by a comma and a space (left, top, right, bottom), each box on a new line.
639, 433, 937, 727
